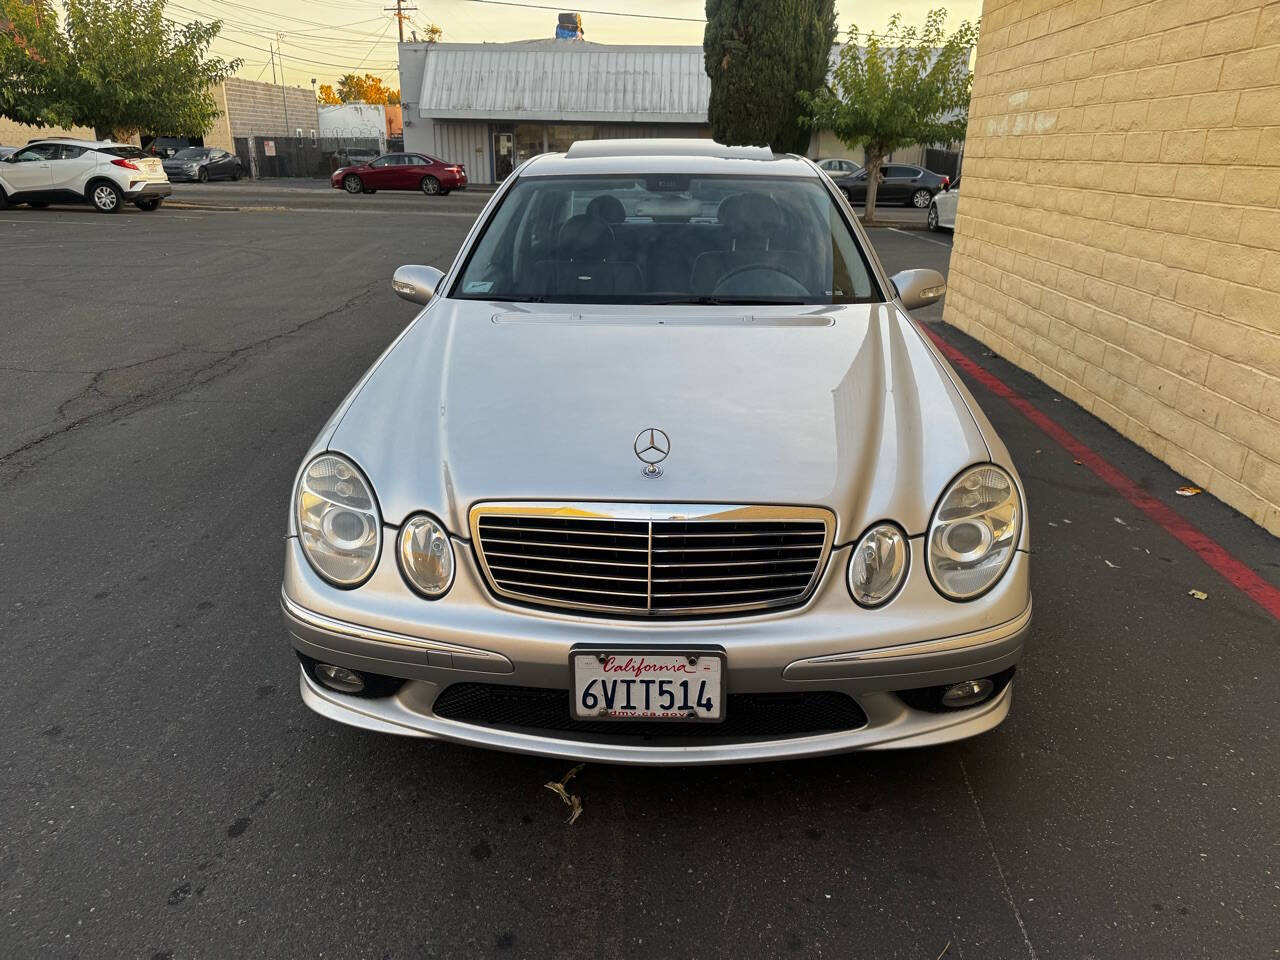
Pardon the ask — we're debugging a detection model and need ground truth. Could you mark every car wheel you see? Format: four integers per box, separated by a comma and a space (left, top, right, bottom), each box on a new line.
135, 198, 163, 212
927, 203, 939, 231
421, 176, 440, 196
198, 167, 209, 183
344, 174, 363, 194
0, 187, 7, 210
842, 188, 853, 202
89, 181, 123, 213
231, 165, 242, 181
910, 188, 932, 208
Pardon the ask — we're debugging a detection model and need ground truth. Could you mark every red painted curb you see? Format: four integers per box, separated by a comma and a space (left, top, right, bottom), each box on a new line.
920, 324, 1280, 622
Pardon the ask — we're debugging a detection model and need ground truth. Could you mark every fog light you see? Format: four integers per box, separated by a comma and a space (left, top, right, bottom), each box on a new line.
941, 678, 994, 708
315, 663, 366, 694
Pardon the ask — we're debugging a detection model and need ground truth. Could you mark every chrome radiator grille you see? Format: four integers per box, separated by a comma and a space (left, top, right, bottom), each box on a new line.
470, 504, 834, 617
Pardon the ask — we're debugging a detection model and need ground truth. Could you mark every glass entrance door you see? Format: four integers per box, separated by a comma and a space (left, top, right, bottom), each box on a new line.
492, 132, 514, 182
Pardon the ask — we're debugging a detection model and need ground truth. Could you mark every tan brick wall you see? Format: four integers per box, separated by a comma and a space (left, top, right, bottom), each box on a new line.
945, 0, 1280, 536
0, 118, 98, 146
218, 77, 319, 138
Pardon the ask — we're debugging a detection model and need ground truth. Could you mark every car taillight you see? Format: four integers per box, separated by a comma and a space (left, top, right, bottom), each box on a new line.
111, 158, 139, 171
445, 165, 460, 172
941, 176, 951, 189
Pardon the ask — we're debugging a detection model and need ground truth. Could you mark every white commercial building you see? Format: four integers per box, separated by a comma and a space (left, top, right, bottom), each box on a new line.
398, 40, 712, 184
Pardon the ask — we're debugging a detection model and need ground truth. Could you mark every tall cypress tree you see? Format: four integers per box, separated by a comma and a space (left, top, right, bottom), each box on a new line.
704, 0, 837, 154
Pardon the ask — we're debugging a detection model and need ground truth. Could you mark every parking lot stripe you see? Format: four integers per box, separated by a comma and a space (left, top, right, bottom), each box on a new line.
921, 323, 1280, 622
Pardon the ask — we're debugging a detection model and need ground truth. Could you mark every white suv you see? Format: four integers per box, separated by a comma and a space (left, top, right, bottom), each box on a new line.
0, 139, 172, 213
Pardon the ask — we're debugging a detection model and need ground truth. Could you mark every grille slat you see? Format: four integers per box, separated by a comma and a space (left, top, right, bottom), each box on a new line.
473, 507, 832, 617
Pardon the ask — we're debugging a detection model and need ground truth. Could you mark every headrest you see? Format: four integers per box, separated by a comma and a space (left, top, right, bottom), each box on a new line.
586, 194, 626, 224
721, 192, 783, 235
557, 214, 613, 258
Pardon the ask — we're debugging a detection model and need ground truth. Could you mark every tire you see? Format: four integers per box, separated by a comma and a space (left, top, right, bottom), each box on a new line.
231, 165, 242, 181
421, 175, 440, 196
927, 203, 939, 231
439, 189, 451, 196
910, 188, 932, 208
0, 187, 7, 210
197, 167, 209, 183
89, 181, 123, 213
842, 188, 853, 203
135, 197, 163, 212
343, 174, 363, 194
28, 201, 49, 208
362, 188, 376, 194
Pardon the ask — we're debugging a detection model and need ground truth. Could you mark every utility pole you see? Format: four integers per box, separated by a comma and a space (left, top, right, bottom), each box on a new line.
384, 0, 417, 43
277, 32, 291, 136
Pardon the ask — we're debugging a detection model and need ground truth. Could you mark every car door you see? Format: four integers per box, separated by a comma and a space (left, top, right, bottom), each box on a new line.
208, 149, 228, 179
363, 155, 396, 188
1, 144, 57, 196
402, 154, 431, 189
48, 144, 97, 194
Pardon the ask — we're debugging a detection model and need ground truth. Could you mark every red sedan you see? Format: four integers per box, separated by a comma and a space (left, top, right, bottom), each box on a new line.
331, 152, 467, 196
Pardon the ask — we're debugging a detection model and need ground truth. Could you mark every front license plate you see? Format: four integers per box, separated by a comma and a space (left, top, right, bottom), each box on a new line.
570, 651, 724, 722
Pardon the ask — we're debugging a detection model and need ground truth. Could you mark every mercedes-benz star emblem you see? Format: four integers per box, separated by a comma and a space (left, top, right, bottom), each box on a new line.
634, 428, 670, 478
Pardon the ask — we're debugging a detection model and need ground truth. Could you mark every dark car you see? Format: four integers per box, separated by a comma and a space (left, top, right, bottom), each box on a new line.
162, 147, 243, 183
832, 163, 950, 208
330, 152, 467, 196
146, 137, 198, 159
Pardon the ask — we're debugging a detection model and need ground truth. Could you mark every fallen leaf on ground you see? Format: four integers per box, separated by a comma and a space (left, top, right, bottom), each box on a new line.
1176, 485, 1202, 497
1104, 559, 1119, 569
1188, 589, 1207, 600
544, 763, 586, 825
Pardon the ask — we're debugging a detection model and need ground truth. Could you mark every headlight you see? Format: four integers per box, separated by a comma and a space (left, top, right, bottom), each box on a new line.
927, 464, 1020, 600
296, 453, 381, 586
398, 514, 455, 598
848, 522, 910, 607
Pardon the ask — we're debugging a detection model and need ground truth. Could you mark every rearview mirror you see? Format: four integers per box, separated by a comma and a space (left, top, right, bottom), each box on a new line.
890, 269, 947, 310
392, 264, 444, 305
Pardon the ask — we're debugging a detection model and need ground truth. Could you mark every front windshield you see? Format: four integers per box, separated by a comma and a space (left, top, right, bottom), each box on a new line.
172, 148, 210, 160
451, 174, 879, 305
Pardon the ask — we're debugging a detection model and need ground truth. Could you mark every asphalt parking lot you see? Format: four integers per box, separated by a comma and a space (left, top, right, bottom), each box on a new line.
2, 189, 1277, 959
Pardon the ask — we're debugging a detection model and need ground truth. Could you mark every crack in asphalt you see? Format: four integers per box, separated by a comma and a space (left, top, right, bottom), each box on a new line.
0, 280, 380, 476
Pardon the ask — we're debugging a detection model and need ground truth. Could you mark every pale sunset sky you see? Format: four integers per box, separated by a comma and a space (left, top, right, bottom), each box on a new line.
166, 0, 982, 93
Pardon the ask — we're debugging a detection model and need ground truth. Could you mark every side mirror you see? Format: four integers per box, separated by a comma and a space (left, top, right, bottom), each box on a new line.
392, 264, 444, 305
890, 269, 947, 310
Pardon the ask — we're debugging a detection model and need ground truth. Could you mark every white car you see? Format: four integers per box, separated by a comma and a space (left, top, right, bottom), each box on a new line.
0, 139, 171, 213
928, 180, 960, 231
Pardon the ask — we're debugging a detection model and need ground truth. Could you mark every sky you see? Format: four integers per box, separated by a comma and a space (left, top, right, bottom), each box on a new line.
164, 0, 983, 93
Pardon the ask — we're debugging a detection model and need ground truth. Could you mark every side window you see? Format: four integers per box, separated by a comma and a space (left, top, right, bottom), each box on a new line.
15, 144, 57, 162
54, 145, 87, 160
371, 156, 393, 167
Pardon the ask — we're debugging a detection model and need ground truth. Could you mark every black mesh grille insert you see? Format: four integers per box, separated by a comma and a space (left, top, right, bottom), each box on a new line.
432, 683, 867, 741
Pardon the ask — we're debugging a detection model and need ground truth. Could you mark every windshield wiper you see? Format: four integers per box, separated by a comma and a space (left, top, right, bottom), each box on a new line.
477, 294, 547, 303
652, 296, 807, 306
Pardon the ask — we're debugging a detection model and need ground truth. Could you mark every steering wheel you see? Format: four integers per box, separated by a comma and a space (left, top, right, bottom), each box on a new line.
711, 263, 810, 298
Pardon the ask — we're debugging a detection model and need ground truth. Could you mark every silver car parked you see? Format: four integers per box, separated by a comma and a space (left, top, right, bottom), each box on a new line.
283, 140, 1031, 765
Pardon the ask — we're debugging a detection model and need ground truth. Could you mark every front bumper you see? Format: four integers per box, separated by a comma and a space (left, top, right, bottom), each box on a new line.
124, 182, 172, 199
282, 535, 1031, 765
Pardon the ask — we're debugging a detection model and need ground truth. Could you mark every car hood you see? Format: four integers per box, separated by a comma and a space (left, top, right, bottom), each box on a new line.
326, 300, 991, 542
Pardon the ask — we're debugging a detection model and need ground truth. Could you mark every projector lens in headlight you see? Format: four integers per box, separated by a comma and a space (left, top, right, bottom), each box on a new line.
848, 522, 910, 607
296, 453, 381, 586
928, 464, 1020, 600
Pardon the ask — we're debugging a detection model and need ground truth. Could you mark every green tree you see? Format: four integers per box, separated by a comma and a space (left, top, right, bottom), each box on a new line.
0, 0, 74, 127
703, 0, 836, 154
802, 9, 976, 220
1, 0, 239, 139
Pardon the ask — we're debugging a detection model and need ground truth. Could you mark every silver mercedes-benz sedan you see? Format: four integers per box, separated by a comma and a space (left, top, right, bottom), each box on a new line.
282, 140, 1031, 765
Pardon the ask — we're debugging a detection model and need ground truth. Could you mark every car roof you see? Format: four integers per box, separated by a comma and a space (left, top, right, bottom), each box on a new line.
26, 138, 132, 148
522, 139, 820, 179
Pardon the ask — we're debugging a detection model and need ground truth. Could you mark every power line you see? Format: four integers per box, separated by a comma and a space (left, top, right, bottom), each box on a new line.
451, 0, 703, 22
